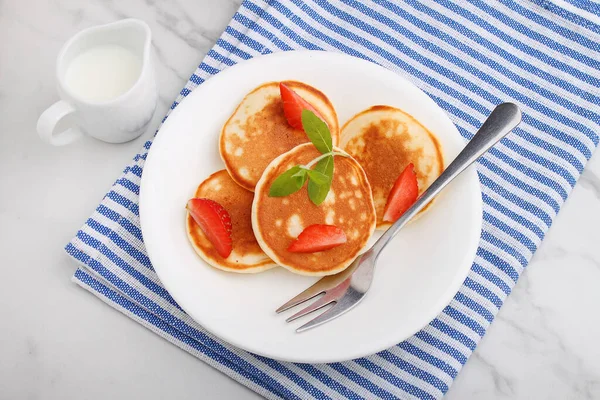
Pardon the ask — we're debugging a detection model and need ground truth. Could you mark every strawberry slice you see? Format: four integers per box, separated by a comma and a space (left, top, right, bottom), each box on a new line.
287, 224, 347, 253
280, 82, 323, 131
383, 163, 419, 223
187, 198, 233, 258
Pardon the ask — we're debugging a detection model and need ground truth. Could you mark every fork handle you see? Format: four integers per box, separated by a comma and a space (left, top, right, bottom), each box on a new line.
371, 103, 522, 255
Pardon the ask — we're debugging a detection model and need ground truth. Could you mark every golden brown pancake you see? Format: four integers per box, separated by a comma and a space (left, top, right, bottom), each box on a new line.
252, 143, 376, 276
220, 81, 339, 192
340, 105, 444, 229
186, 170, 276, 273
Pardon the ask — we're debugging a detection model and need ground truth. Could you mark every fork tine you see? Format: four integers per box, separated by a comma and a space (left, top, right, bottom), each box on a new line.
275, 277, 334, 313
276, 267, 360, 313
275, 285, 324, 314
296, 287, 365, 333
295, 302, 345, 333
285, 293, 336, 322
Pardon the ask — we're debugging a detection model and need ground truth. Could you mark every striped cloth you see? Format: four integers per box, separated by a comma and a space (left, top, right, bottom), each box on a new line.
66, 1, 600, 399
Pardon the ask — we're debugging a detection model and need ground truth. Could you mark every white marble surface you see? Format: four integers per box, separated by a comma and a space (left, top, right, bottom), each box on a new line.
0, 0, 598, 399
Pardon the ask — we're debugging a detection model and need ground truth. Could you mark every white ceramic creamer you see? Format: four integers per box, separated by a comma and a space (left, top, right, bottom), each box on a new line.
37, 19, 157, 145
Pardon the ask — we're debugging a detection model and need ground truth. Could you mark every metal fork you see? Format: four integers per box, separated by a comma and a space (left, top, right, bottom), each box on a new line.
276, 103, 522, 332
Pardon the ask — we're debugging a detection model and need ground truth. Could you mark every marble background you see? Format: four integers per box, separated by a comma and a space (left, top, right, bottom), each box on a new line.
0, 0, 598, 398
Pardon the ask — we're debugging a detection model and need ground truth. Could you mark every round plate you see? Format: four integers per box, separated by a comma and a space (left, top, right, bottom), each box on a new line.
140, 51, 482, 363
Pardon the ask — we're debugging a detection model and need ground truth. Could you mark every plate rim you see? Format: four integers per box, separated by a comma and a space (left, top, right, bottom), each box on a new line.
140, 50, 483, 363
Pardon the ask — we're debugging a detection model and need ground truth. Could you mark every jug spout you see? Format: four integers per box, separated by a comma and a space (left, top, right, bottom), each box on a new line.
93, 19, 152, 63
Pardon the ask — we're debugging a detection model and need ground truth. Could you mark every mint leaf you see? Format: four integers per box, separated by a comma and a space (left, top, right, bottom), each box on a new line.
307, 169, 329, 185
308, 155, 334, 205
302, 109, 332, 154
269, 166, 308, 197
292, 168, 308, 179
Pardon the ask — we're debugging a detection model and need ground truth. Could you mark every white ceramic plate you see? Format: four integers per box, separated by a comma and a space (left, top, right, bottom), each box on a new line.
140, 51, 482, 363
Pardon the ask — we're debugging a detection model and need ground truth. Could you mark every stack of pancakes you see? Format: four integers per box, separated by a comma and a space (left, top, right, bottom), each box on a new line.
187, 81, 443, 276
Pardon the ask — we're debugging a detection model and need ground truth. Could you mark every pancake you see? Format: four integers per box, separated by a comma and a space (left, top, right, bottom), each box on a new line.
340, 105, 444, 229
252, 143, 376, 276
186, 170, 276, 273
220, 81, 339, 192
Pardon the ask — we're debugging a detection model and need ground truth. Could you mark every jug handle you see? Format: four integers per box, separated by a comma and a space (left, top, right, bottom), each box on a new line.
37, 100, 83, 146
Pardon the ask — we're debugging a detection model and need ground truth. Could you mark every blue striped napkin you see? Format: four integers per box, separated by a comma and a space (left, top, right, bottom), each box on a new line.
66, 1, 600, 399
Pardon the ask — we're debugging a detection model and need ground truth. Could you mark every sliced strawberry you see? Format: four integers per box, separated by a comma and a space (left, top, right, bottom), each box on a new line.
187, 198, 233, 258
280, 82, 323, 131
287, 224, 347, 253
383, 163, 419, 223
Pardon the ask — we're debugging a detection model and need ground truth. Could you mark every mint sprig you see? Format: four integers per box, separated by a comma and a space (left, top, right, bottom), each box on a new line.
307, 154, 334, 205
269, 165, 308, 197
301, 109, 332, 154
269, 110, 346, 205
